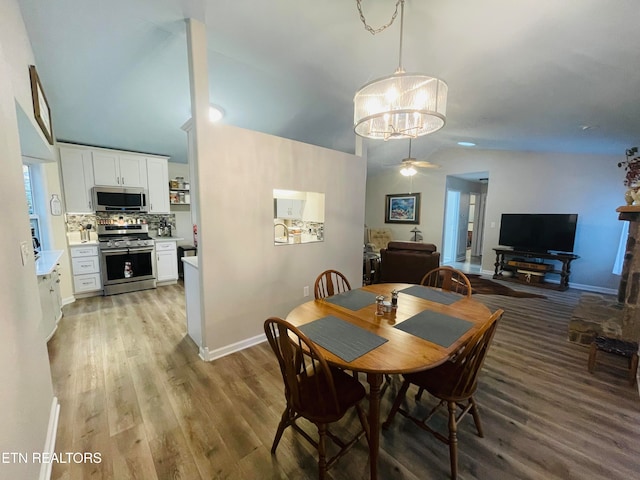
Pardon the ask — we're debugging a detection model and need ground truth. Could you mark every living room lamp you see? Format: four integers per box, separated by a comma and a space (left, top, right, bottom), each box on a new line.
353, 0, 448, 140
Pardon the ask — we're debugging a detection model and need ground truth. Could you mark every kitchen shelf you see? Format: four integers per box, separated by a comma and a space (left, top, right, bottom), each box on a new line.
169, 187, 190, 205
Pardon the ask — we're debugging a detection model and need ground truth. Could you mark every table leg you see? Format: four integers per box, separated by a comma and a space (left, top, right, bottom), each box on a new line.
366, 372, 383, 480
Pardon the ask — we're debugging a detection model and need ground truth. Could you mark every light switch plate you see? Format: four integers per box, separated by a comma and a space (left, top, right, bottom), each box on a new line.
303, 286, 309, 297
20, 241, 30, 266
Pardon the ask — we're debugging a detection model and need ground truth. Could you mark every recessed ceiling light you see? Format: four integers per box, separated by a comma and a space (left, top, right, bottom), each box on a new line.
209, 104, 224, 122
580, 125, 598, 131
457, 141, 476, 147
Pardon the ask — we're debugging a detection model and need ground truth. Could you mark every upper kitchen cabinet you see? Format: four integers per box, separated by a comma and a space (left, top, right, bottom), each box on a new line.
92, 151, 147, 187
146, 157, 170, 213
59, 143, 170, 214
59, 145, 95, 213
275, 198, 305, 219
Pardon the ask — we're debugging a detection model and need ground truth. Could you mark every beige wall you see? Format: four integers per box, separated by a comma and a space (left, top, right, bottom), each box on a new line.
0, 0, 56, 478
196, 124, 366, 353
367, 148, 624, 291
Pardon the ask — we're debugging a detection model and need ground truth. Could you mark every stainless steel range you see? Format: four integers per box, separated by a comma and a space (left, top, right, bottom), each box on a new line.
97, 224, 156, 295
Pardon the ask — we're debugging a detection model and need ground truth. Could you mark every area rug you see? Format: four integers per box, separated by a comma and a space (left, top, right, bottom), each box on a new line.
466, 274, 547, 299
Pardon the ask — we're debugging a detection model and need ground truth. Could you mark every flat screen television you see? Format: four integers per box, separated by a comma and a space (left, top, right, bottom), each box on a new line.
498, 213, 578, 253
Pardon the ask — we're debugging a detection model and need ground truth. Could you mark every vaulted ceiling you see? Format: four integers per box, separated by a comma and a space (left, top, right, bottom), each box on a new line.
17, 0, 640, 176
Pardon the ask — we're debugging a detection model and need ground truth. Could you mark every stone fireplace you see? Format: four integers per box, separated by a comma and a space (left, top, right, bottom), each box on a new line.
616, 205, 640, 341
568, 206, 640, 345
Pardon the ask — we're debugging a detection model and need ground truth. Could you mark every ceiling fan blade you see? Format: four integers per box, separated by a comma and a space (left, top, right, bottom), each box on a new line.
412, 160, 440, 169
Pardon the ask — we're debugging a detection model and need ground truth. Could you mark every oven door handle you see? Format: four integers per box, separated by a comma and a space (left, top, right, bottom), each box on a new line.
101, 247, 155, 255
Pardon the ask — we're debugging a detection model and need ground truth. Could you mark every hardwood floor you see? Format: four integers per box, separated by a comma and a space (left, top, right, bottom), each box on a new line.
48, 281, 640, 479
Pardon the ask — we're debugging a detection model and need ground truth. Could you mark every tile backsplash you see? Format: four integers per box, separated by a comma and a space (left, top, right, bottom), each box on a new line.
67, 213, 176, 236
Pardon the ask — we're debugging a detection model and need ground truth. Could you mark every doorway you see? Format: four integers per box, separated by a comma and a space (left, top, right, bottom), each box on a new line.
442, 174, 488, 274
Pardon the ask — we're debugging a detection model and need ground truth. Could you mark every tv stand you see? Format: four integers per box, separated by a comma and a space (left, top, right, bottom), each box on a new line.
493, 248, 579, 291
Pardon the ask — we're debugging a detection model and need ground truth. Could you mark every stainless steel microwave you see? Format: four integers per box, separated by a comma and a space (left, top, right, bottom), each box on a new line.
91, 186, 148, 213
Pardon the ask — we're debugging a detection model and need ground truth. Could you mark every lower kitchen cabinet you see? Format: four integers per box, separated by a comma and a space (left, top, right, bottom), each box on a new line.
156, 240, 178, 284
70, 244, 102, 295
38, 266, 62, 341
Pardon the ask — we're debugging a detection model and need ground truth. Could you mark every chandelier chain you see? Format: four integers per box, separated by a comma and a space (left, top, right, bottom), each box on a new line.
355, 0, 403, 35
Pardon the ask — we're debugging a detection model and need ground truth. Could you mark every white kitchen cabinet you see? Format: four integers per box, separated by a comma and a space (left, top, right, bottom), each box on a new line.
59, 146, 95, 213
70, 245, 102, 295
146, 157, 170, 213
37, 259, 62, 342
92, 151, 147, 187
60, 143, 170, 214
275, 198, 305, 219
183, 257, 202, 349
156, 241, 178, 284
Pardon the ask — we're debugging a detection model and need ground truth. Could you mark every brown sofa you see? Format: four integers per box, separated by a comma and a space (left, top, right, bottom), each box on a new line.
379, 241, 440, 284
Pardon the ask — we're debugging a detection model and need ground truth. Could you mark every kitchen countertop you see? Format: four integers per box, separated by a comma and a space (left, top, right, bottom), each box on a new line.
182, 256, 198, 268
152, 236, 184, 242
68, 239, 99, 246
36, 250, 64, 276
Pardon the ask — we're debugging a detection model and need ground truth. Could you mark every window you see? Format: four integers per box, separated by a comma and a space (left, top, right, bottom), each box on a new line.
23, 164, 43, 250
613, 222, 628, 275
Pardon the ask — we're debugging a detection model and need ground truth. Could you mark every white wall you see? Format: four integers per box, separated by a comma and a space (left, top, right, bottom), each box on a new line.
367, 148, 624, 291
197, 124, 366, 353
0, 0, 56, 478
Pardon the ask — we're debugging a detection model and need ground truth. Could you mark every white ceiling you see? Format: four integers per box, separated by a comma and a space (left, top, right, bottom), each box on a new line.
16, 0, 640, 176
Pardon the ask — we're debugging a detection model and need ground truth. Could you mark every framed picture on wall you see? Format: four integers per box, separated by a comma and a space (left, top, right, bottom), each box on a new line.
29, 65, 54, 145
385, 193, 421, 224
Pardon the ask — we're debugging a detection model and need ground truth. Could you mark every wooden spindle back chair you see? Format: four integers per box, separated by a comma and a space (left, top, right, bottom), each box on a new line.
383, 309, 504, 479
264, 317, 369, 479
420, 266, 473, 298
314, 269, 351, 299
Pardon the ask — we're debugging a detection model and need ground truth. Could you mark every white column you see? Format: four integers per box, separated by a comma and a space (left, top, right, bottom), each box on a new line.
185, 18, 210, 352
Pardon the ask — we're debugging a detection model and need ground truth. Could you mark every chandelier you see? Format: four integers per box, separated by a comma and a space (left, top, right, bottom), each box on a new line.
353, 0, 447, 140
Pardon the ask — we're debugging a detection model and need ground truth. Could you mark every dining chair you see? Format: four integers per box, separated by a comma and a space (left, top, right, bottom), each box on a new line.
264, 317, 369, 479
314, 269, 351, 299
382, 309, 504, 480
420, 266, 473, 298
414, 266, 474, 401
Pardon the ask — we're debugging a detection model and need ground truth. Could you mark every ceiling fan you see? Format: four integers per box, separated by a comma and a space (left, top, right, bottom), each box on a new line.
388, 139, 440, 176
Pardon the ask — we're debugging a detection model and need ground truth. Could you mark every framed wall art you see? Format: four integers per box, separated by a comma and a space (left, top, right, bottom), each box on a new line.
29, 65, 53, 145
385, 192, 421, 224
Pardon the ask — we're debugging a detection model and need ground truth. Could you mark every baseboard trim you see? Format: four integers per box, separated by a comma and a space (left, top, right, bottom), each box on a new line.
61, 296, 75, 306
39, 397, 60, 480
569, 282, 617, 295
199, 333, 267, 362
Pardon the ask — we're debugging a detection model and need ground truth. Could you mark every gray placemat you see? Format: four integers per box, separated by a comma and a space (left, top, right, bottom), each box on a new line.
400, 285, 462, 305
395, 310, 473, 347
324, 289, 378, 311
299, 315, 388, 362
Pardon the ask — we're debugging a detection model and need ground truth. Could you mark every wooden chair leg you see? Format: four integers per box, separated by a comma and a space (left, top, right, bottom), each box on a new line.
415, 387, 425, 401
630, 353, 639, 386
587, 342, 598, 373
271, 408, 290, 453
447, 401, 459, 480
317, 423, 327, 480
382, 379, 411, 429
469, 397, 484, 437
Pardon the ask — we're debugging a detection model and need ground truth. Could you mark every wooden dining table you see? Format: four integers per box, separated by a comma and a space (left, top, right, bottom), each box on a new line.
285, 282, 492, 480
